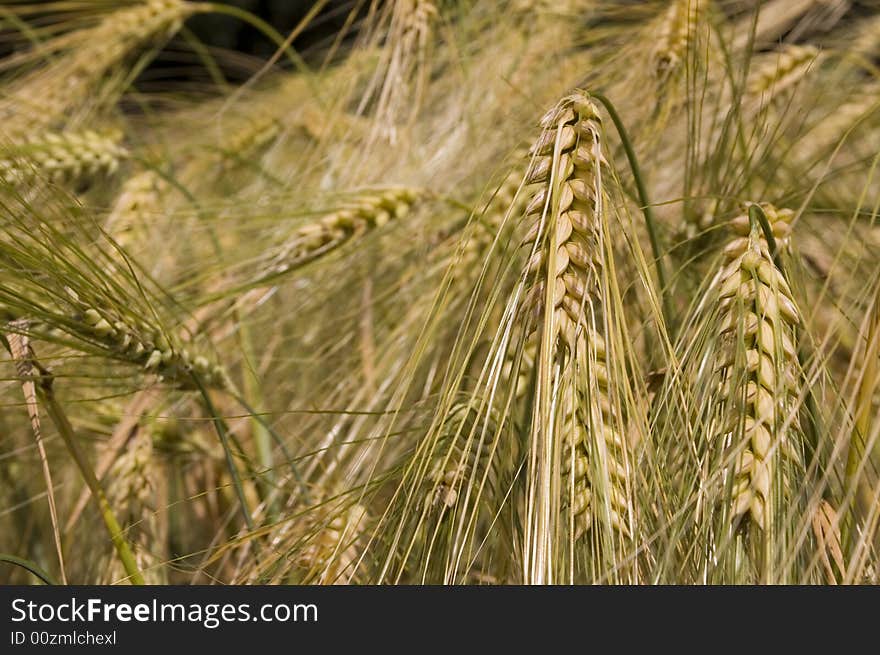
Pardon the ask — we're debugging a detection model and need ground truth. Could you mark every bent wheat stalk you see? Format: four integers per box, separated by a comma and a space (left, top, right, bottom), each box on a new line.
2, 340, 145, 584
4, 328, 66, 583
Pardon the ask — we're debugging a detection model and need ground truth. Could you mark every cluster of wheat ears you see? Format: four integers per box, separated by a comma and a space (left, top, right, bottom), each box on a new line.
1, 0, 879, 585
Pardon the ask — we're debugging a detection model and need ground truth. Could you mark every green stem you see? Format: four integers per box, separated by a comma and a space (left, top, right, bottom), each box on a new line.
190, 373, 255, 532
0, 553, 57, 585
237, 323, 277, 521
591, 92, 673, 332
37, 378, 144, 585
231, 391, 309, 503
194, 3, 310, 76
749, 204, 782, 270
179, 25, 229, 91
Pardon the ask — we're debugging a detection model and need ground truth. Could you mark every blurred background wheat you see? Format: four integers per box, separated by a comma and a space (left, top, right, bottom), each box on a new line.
1, 0, 879, 585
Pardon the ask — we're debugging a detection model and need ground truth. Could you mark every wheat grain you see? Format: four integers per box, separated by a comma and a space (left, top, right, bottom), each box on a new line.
727, 203, 794, 252
521, 93, 605, 350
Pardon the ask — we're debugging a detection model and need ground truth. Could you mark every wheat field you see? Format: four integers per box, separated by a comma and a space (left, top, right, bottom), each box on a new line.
1, 0, 879, 585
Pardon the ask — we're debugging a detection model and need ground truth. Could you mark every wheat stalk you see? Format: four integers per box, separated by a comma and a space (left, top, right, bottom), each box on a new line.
4, 327, 67, 583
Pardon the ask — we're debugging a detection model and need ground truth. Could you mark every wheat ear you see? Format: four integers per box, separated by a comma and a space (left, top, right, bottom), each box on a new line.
61, 287, 228, 390
0, 130, 128, 188
105, 171, 168, 249
747, 45, 822, 104
104, 427, 164, 583
268, 188, 422, 278
218, 114, 283, 166
653, 0, 706, 79
797, 87, 880, 163
713, 204, 802, 534
290, 500, 369, 584
358, 0, 438, 141
520, 91, 631, 582
428, 400, 497, 512
3, 1, 195, 134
